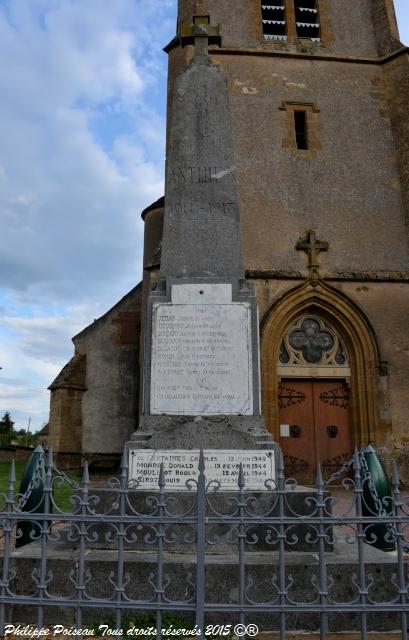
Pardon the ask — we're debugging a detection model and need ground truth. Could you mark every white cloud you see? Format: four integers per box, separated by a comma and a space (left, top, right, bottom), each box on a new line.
0, 0, 175, 429
0, 0, 173, 303
2, 315, 79, 363
0, 297, 123, 430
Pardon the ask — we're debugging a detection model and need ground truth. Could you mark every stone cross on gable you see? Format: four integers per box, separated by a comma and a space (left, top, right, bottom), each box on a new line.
296, 229, 329, 283
180, 17, 221, 55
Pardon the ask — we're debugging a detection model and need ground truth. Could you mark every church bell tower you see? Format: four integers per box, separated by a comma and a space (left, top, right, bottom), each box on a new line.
141, 0, 409, 481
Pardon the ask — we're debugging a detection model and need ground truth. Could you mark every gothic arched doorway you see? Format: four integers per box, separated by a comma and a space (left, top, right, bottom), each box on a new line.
260, 280, 383, 484
278, 314, 352, 482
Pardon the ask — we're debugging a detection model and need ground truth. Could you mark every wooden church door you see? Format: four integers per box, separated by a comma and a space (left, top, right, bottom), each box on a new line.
278, 379, 352, 483
276, 314, 354, 483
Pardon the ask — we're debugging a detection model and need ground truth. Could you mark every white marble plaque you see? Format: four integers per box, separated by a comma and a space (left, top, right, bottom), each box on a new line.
150, 285, 253, 415
129, 449, 275, 490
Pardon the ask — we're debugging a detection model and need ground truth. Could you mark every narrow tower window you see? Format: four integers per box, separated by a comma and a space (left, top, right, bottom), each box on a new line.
294, 0, 320, 41
261, 3, 287, 41
294, 111, 308, 149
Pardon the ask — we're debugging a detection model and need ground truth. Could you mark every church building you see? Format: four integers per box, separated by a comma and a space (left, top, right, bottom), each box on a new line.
48, 0, 409, 483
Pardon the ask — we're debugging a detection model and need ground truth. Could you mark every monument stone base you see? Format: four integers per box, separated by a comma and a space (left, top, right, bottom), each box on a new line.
129, 415, 278, 451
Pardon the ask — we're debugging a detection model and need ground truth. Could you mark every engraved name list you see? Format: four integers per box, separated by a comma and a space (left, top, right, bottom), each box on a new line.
150, 302, 253, 415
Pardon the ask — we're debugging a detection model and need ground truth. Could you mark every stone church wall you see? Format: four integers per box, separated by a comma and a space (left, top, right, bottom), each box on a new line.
383, 53, 409, 246
372, 0, 401, 56
211, 54, 408, 277
48, 353, 86, 464
337, 281, 409, 483
75, 286, 142, 464
49, 285, 142, 468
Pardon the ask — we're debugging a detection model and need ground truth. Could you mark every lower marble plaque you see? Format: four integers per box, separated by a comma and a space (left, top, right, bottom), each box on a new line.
128, 449, 275, 490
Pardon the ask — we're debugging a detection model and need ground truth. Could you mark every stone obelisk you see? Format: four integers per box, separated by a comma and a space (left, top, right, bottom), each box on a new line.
130, 22, 277, 456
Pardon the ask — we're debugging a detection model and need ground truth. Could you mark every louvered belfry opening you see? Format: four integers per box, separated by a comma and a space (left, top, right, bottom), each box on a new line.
261, 3, 287, 41
294, 0, 320, 40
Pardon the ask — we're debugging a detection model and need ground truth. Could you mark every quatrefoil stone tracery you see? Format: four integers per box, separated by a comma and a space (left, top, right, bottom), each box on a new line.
279, 315, 349, 368
289, 318, 334, 364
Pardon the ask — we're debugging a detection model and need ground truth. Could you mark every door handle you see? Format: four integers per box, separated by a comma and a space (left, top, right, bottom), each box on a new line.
327, 425, 339, 438
290, 425, 301, 438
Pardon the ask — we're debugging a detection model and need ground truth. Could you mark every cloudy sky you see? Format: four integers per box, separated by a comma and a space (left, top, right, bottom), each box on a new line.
0, 1, 408, 433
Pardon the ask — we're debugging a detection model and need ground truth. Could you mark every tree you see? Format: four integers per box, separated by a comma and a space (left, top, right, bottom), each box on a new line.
0, 412, 15, 445
0, 412, 14, 433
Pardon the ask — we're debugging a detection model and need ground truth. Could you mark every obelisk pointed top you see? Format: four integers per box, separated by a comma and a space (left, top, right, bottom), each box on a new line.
159, 31, 244, 280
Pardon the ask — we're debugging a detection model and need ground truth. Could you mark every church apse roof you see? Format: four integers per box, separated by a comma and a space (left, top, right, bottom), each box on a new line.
48, 353, 87, 391
141, 196, 164, 221
72, 282, 142, 342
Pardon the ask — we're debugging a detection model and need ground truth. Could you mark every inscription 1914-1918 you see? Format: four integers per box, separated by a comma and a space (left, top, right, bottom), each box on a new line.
168, 201, 237, 218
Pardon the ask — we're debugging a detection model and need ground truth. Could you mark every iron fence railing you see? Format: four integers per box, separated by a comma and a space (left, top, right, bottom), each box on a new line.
0, 447, 408, 639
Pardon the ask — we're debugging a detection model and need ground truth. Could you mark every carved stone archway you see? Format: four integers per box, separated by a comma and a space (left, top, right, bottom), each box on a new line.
261, 280, 383, 448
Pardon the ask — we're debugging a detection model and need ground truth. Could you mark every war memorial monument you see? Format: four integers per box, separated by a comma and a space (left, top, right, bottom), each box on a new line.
127, 24, 279, 490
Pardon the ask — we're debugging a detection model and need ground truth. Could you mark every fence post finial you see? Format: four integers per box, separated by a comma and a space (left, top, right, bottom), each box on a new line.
82, 461, 90, 486
315, 462, 323, 487
46, 446, 54, 470
277, 449, 284, 478
353, 448, 361, 472
121, 447, 129, 470
391, 459, 400, 488
8, 459, 16, 485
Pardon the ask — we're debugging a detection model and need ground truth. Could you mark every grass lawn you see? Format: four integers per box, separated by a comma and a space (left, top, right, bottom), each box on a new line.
0, 459, 82, 513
